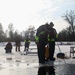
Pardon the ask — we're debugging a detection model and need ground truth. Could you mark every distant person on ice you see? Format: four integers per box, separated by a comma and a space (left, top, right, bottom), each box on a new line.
15, 35, 21, 52
5, 40, 12, 53
35, 22, 58, 64
24, 36, 31, 52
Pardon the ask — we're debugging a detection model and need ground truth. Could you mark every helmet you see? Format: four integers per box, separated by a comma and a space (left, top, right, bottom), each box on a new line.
50, 22, 54, 26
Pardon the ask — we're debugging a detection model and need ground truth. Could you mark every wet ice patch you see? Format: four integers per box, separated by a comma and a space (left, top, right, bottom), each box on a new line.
6, 57, 12, 60
15, 60, 21, 62
56, 64, 75, 75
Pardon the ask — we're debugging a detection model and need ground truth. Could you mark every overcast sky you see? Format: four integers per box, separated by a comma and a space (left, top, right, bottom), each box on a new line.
0, 0, 75, 33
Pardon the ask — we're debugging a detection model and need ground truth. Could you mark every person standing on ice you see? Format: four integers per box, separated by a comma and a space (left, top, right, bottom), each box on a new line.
15, 35, 21, 52
35, 22, 58, 64
45, 22, 58, 61
24, 36, 31, 52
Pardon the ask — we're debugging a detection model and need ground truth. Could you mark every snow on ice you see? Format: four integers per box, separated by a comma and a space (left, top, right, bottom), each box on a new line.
0, 42, 75, 75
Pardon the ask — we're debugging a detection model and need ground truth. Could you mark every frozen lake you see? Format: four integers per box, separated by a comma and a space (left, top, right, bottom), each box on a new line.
0, 42, 75, 75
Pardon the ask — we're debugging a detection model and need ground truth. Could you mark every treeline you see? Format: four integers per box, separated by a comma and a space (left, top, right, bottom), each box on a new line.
0, 10, 75, 42
58, 10, 75, 41
58, 26, 75, 41
0, 23, 36, 42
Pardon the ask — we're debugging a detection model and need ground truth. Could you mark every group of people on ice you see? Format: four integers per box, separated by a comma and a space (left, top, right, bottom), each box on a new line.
5, 21, 58, 64
4, 36, 31, 53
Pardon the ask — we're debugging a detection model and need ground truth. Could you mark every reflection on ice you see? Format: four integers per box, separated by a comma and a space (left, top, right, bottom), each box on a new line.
37, 66, 55, 75
0, 61, 38, 75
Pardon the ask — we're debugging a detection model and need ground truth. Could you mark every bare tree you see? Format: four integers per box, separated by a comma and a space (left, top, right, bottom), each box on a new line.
62, 10, 75, 40
8, 23, 14, 41
0, 23, 5, 42
27, 26, 35, 40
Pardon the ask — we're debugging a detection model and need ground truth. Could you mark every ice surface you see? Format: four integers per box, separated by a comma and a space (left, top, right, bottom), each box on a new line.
0, 42, 75, 75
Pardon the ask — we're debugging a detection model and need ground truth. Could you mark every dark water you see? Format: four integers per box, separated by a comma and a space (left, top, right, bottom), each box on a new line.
55, 64, 75, 75
37, 66, 55, 75
37, 64, 75, 75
